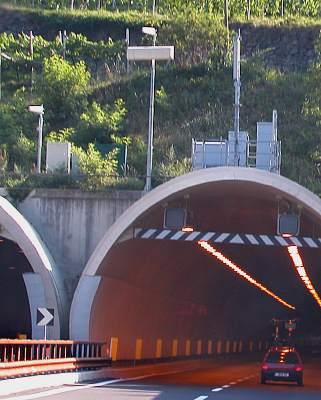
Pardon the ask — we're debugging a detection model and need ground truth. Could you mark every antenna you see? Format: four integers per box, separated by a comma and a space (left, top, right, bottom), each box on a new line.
233, 30, 241, 166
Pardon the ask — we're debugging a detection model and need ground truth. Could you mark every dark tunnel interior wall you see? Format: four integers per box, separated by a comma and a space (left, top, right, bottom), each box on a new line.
90, 240, 302, 359
0, 237, 32, 338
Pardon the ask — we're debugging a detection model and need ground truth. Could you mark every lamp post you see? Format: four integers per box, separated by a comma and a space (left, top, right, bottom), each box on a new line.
143, 27, 156, 192
127, 28, 174, 191
28, 105, 44, 174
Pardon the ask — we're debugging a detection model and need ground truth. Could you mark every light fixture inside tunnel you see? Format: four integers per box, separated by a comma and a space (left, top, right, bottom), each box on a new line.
182, 226, 194, 232
278, 214, 300, 237
164, 207, 186, 230
198, 241, 296, 310
287, 246, 321, 308
277, 199, 301, 238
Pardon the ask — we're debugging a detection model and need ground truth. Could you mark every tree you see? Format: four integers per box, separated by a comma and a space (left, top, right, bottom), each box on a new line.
0, 103, 22, 168
40, 55, 90, 129
73, 143, 118, 190
76, 99, 127, 146
155, 145, 191, 180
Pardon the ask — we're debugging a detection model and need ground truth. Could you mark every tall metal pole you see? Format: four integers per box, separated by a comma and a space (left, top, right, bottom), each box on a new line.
63, 30, 67, 59
0, 51, 2, 102
246, 0, 251, 19
145, 34, 156, 192
233, 31, 241, 166
224, 0, 229, 31
37, 112, 44, 174
30, 31, 34, 92
126, 28, 130, 74
152, 0, 156, 14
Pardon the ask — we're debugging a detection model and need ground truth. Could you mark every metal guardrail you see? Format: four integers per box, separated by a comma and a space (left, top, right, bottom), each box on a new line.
0, 340, 111, 379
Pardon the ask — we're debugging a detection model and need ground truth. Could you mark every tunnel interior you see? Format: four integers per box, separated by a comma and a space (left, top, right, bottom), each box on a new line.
0, 236, 32, 338
89, 181, 321, 359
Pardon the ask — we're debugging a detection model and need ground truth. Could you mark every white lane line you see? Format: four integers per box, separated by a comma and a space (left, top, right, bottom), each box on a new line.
210, 372, 257, 394
193, 396, 208, 400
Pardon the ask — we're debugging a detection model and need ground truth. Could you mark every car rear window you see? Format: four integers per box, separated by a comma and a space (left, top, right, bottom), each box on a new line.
266, 351, 299, 364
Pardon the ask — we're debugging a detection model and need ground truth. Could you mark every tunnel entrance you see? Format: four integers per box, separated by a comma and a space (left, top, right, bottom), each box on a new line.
71, 168, 321, 359
0, 236, 32, 338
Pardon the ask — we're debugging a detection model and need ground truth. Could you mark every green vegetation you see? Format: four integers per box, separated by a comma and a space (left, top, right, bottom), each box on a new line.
10, 1, 321, 18
0, 4, 320, 198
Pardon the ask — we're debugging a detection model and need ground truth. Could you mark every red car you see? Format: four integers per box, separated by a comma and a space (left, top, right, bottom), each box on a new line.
261, 346, 303, 386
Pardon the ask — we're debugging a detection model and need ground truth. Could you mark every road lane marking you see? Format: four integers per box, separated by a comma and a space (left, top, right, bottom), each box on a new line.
210, 372, 258, 394
193, 396, 208, 400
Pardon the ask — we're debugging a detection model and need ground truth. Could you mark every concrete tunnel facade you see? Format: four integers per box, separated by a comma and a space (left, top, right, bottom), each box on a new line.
0, 196, 66, 339
70, 167, 321, 359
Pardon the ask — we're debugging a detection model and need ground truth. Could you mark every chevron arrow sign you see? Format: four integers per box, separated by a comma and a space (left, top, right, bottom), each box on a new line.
37, 307, 54, 327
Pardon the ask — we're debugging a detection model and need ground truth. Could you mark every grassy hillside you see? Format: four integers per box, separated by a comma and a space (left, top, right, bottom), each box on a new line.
0, 4, 320, 197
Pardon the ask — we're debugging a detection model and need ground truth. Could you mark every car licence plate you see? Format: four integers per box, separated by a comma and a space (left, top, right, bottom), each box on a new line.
274, 372, 289, 377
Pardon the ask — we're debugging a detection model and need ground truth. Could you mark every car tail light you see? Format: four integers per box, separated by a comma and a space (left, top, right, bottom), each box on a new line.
295, 366, 303, 372
262, 364, 269, 370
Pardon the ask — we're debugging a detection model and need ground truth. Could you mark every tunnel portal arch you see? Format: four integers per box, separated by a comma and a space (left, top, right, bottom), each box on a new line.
70, 167, 321, 352
0, 196, 64, 338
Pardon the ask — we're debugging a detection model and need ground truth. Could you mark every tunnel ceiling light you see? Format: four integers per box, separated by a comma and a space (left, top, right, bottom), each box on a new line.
182, 226, 194, 232
163, 207, 186, 230
198, 241, 295, 310
287, 246, 321, 308
277, 213, 300, 237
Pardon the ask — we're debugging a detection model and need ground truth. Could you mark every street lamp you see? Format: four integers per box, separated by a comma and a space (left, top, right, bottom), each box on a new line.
127, 27, 174, 191
28, 104, 44, 174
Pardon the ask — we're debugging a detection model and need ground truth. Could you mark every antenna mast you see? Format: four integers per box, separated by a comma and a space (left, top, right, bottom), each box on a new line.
233, 30, 241, 166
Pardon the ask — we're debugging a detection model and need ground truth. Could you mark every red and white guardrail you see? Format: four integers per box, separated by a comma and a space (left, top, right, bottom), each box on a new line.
0, 339, 110, 379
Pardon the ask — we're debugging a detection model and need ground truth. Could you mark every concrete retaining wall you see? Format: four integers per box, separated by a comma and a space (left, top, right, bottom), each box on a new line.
18, 189, 143, 300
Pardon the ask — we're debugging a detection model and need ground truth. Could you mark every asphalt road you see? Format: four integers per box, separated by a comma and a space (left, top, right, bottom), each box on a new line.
4, 356, 321, 400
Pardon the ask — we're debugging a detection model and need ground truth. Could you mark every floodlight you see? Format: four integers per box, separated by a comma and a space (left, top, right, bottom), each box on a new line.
142, 27, 157, 37
28, 105, 44, 115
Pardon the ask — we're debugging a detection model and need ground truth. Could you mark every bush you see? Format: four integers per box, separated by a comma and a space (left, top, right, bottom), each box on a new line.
40, 54, 90, 128
72, 143, 119, 190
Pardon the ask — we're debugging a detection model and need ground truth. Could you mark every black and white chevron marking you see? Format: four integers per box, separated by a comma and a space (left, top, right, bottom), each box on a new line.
134, 228, 321, 249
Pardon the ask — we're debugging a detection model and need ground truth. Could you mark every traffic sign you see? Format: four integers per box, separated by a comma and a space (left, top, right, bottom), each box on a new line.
37, 308, 54, 327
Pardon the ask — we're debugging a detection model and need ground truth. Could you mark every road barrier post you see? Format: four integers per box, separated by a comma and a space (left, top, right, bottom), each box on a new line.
185, 340, 191, 356
155, 339, 162, 358
110, 337, 118, 362
135, 338, 143, 361
197, 340, 202, 355
207, 340, 212, 355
